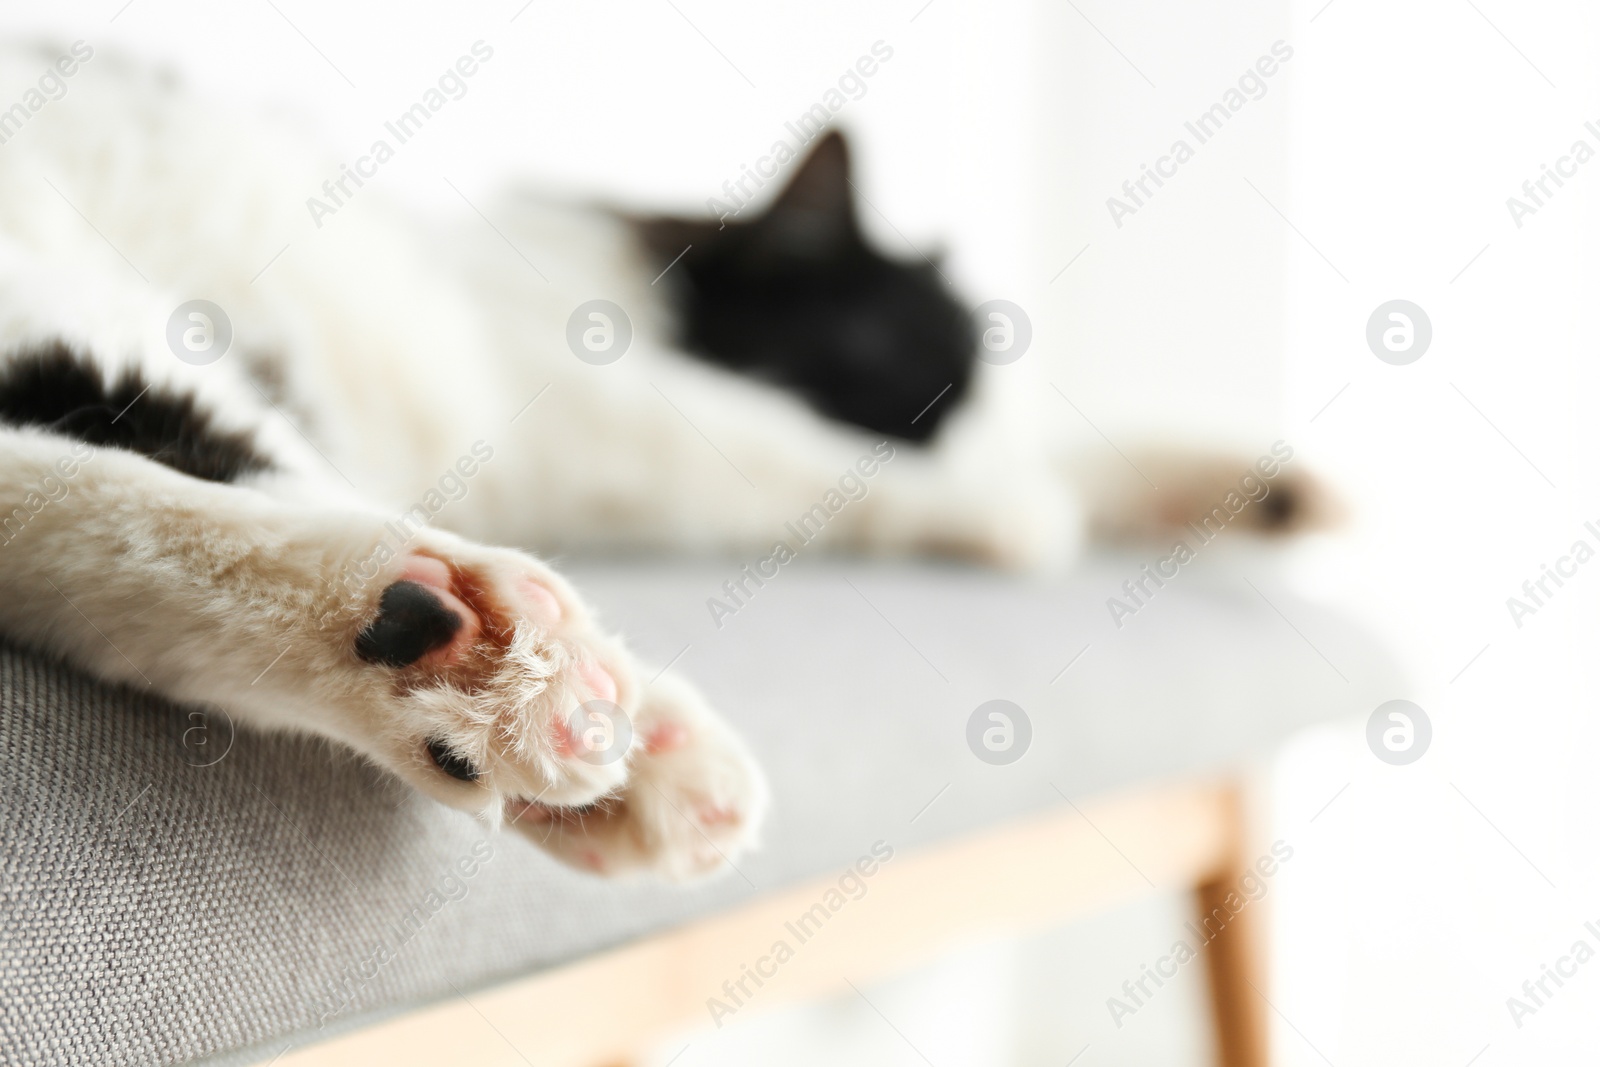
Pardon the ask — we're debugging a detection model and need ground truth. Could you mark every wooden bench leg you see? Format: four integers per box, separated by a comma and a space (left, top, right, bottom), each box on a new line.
1196, 785, 1270, 1067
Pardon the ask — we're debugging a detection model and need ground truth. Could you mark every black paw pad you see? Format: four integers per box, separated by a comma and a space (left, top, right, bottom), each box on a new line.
426, 737, 480, 782
355, 581, 462, 667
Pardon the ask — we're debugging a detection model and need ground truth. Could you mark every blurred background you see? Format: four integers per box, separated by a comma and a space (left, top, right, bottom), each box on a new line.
9, 0, 1599, 1061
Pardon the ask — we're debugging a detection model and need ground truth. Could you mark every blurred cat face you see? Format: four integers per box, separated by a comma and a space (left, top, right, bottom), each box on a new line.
638, 132, 976, 443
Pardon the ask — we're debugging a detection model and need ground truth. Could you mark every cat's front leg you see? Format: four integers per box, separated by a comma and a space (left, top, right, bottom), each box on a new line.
0, 428, 764, 875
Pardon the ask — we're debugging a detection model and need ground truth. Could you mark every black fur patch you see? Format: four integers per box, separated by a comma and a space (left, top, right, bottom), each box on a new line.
635, 132, 975, 443
355, 580, 462, 668
0, 342, 271, 483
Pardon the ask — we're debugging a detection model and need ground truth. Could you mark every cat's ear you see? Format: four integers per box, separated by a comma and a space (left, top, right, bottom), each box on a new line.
769, 131, 854, 219
630, 130, 858, 265
759, 130, 857, 251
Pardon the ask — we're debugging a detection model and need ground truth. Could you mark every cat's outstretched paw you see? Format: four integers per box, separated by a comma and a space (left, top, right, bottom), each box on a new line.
506, 673, 768, 881
1078, 448, 1342, 543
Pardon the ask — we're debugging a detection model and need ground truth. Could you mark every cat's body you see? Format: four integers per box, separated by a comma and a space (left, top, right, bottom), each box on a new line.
0, 44, 1312, 878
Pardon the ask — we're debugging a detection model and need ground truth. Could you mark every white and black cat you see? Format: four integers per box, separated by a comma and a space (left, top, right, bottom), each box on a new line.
0, 45, 1319, 879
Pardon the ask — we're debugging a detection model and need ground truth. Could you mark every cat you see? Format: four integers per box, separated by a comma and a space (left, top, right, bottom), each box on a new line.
0, 45, 1322, 880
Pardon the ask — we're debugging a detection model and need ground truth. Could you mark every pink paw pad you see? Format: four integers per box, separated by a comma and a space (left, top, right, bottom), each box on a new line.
548, 716, 580, 758
644, 722, 690, 754
517, 578, 562, 628
577, 658, 618, 703
697, 804, 740, 827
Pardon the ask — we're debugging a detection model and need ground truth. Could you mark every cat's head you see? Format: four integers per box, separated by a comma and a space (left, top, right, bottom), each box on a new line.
636, 132, 975, 443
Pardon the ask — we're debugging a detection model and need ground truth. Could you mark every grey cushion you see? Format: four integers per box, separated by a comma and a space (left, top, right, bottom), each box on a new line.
0, 556, 1400, 1067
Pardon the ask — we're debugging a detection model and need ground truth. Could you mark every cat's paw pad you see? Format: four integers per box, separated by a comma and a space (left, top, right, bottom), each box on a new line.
354, 557, 478, 668
507, 674, 767, 880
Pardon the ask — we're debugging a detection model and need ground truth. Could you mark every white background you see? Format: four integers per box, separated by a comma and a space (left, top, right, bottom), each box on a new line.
7, 0, 1599, 1062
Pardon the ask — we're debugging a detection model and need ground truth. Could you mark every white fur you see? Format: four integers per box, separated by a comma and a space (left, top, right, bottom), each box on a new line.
0, 46, 1100, 878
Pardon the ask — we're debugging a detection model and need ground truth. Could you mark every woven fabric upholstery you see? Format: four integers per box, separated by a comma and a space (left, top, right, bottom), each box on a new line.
0, 557, 1399, 1066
